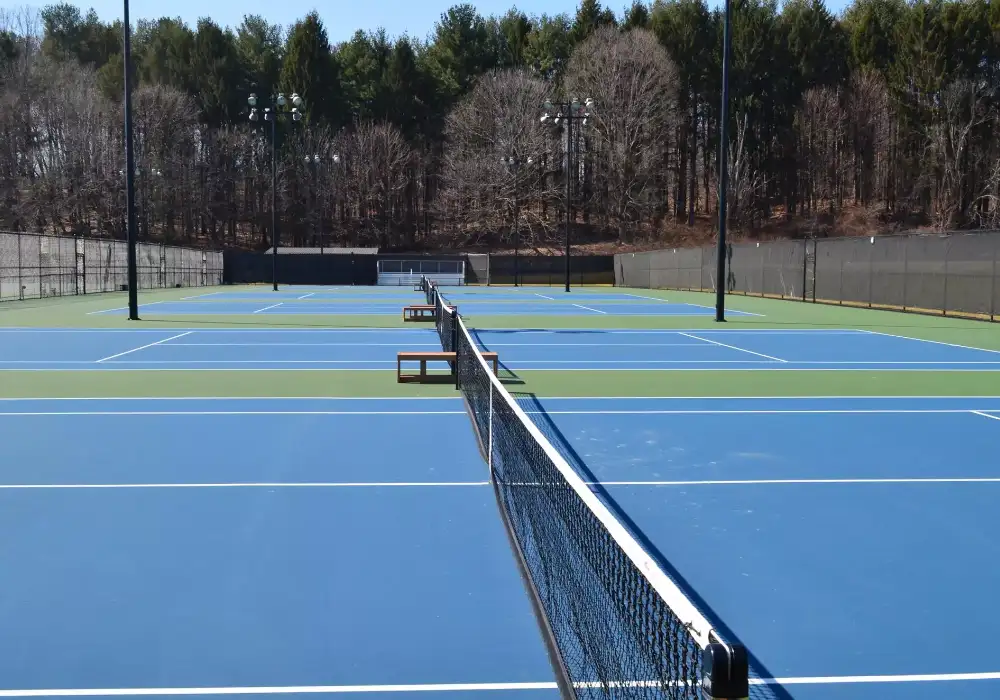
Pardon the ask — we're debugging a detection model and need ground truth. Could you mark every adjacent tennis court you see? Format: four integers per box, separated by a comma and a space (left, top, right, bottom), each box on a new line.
2, 327, 998, 371
523, 394, 1000, 698
0, 397, 558, 697
85, 285, 760, 317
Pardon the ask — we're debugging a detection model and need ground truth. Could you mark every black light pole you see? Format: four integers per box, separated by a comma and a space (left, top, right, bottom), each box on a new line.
541, 98, 594, 293
715, 0, 733, 322
122, 0, 138, 320
305, 154, 318, 248
503, 155, 533, 287
249, 91, 304, 291
305, 153, 341, 254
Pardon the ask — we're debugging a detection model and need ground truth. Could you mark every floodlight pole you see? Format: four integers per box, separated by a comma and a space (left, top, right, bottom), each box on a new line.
715, 0, 733, 323
123, 0, 139, 320
249, 91, 304, 292
565, 113, 572, 293
270, 113, 278, 291
541, 98, 594, 293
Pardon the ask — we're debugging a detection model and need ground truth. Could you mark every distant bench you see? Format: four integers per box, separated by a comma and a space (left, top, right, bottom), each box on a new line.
397, 351, 499, 383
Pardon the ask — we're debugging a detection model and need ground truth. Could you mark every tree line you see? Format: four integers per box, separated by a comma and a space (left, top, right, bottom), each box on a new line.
0, 0, 997, 253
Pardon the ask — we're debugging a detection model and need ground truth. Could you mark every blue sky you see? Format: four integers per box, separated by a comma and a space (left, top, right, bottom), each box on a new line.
10, 0, 849, 46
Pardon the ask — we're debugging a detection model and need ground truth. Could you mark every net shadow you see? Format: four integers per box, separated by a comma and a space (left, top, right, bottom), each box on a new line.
470, 328, 524, 384
513, 391, 794, 700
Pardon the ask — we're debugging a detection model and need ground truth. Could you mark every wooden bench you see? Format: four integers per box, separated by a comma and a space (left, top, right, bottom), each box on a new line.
402, 305, 436, 322
397, 351, 499, 383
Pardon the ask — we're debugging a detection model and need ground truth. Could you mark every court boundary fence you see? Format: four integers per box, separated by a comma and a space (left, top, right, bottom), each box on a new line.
0, 231, 223, 302
615, 230, 1000, 321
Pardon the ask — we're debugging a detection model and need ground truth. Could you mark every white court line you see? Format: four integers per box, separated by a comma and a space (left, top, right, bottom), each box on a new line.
0, 327, 865, 334
95, 332, 193, 363
298, 293, 315, 299
532, 395, 1000, 400
102, 360, 416, 364
598, 477, 1000, 486
534, 293, 555, 300
10, 367, 1000, 373
252, 303, 283, 314
861, 329, 1000, 355
169, 343, 445, 347
538, 409, 1000, 415
6, 395, 996, 402
168, 342, 707, 348
86, 301, 167, 316
572, 304, 607, 314
0, 481, 489, 489
0, 410, 467, 416
971, 410, 1000, 422
678, 331, 787, 362
180, 292, 222, 300
0, 672, 998, 695
682, 302, 767, 317
0, 396, 465, 401
624, 293, 669, 302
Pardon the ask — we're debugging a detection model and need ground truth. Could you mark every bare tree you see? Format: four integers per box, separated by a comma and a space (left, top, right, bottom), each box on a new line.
847, 69, 892, 211
437, 68, 560, 247
342, 121, 412, 247
927, 79, 989, 230
564, 27, 679, 242
723, 113, 768, 231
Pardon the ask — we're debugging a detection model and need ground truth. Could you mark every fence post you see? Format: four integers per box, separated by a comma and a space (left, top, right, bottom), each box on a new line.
868, 237, 874, 308
813, 238, 819, 304
942, 236, 949, 316
759, 245, 764, 297
991, 241, 997, 322
801, 239, 807, 302
902, 235, 909, 312
17, 231, 22, 300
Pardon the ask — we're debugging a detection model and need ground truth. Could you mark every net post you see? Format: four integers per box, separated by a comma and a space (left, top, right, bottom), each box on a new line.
453, 309, 460, 391
701, 642, 749, 700
487, 378, 494, 473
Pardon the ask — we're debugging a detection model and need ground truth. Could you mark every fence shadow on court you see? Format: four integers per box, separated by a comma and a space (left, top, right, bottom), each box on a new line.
513, 391, 793, 700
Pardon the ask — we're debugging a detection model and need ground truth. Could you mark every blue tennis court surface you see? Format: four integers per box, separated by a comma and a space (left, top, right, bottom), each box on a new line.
88, 286, 760, 317
3, 327, 999, 371
522, 395, 1000, 700
0, 397, 560, 698
4, 395, 999, 698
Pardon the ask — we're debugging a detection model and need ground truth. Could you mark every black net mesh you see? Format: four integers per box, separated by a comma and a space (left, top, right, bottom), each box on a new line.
436, 290, 455, 353
453, 316, 728, 700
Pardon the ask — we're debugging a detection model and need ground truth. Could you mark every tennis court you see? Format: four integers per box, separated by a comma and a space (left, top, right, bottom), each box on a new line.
3, 277, 1000, 700
519, 394, 1000, 700
85, 285, 759, 317
0, 396, 559, 698
2, 327, 999, 371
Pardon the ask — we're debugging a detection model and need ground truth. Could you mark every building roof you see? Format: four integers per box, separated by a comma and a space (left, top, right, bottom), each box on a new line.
263, 247, 379, 255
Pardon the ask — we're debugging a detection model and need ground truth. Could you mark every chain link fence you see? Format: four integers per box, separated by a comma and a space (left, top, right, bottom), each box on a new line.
615, 231, 1000, 321
0, 231, 223, 302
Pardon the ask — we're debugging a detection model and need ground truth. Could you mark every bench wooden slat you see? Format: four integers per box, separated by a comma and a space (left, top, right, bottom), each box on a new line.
397, 350, 500, 383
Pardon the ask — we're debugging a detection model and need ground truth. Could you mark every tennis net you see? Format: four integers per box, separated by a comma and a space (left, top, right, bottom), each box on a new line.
451, 314, 748, 700
435, 290, 455, 353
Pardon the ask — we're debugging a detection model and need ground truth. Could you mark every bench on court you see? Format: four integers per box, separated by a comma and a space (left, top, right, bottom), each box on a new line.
402, 305, 436, 321
397, 351, 499, 383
